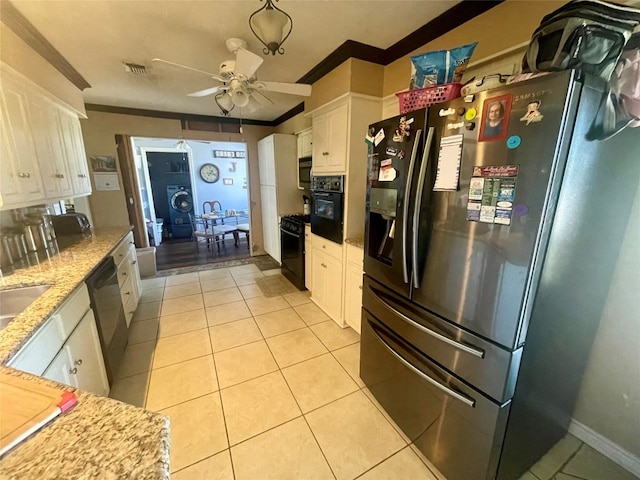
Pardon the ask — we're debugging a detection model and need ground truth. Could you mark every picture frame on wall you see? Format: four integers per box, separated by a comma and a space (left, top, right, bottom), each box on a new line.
223, 178, 233, 185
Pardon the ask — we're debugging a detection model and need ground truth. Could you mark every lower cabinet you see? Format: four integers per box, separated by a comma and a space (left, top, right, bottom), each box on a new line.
311, 235, 345, 326
7, 283, 109, 396
304, 225, 312, 290
113, 232, 141, 327
343, 243, 364, 333
43, 309, 109, 396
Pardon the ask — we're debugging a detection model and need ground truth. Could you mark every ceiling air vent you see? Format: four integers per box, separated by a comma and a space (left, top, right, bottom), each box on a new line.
123, 62, 147, 74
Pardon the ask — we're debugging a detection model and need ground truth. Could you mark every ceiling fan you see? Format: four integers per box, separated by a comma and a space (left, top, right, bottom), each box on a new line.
152, 38, 311, 115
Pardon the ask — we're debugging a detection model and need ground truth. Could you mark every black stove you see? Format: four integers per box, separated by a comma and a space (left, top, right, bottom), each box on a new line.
280, 214, 309, 290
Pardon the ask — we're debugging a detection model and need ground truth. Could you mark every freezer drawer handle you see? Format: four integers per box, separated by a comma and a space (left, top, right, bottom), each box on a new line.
412, 127, 434, 289
371, 285, 484, 358
370, 323, 476, 408
402, 129, 422, 284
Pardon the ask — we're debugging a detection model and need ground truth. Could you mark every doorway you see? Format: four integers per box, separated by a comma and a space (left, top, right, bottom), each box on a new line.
131, 137, 251, 271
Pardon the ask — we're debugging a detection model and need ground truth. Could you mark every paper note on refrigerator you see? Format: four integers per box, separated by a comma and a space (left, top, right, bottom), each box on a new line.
433, 134, 463, 191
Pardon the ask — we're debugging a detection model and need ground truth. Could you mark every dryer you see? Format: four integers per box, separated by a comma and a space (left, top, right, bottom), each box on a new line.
167, 185, 193, 239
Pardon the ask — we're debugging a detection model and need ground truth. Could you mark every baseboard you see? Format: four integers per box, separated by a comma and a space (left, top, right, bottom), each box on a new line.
569, 419, 640, 477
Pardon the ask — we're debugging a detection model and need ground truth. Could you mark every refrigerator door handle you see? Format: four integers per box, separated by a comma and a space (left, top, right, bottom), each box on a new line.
370, 322, 476, 408
371, 284, 485, 358
412, 127, 434, 289
402, 129, 422, 284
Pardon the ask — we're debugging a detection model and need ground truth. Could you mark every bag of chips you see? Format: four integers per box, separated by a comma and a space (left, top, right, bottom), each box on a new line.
410, 42, 478, 89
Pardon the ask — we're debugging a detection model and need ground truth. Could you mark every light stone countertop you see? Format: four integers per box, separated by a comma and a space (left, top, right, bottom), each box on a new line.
0, 227, 170, 479
345, 236, 365, 249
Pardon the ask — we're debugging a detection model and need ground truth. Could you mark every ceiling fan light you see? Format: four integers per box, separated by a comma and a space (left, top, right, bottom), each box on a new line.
217, 92, 234, 111
231, 86, 250, 108
249, 0, 293, 56
243, 95, 261, 114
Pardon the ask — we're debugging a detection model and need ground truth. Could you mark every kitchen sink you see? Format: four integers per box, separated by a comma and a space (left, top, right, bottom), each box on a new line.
0, 285, 51, 331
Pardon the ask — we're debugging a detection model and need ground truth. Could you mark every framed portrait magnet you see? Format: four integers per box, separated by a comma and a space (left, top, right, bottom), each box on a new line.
478, 94, 512, 142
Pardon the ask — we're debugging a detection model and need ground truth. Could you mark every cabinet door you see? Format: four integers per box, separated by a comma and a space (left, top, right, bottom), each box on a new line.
0, 75, 45, 206
312, 114, 329, 172
326, 103, 348, 172
43, 345, 75, 387
324, 253, 345, 324
344, 265, 363, 334
65, 310, 109, 396
260, 185, 280, 262
298, 129, 313, 158
311, 247, 327, 305
258, 135, 275, 186
28, 94, 74, 199
59, 110, 91, 195
304, 226, 313, 290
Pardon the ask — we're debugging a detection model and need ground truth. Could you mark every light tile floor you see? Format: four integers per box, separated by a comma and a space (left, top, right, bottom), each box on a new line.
110, 264, 637, 480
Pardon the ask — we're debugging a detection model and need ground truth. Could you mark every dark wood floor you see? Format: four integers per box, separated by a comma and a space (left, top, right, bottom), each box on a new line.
155, 236, 251, 271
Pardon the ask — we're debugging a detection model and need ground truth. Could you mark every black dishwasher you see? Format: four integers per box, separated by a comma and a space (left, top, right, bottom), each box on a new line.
86, 256, 127, 385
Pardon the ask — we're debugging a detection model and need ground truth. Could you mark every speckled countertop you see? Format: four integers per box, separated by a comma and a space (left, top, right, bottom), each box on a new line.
0, 227, 170, 479
345, 236, 365, 248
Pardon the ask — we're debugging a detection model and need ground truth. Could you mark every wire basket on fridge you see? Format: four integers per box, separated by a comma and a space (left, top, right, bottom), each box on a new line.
396, 83, 463, 114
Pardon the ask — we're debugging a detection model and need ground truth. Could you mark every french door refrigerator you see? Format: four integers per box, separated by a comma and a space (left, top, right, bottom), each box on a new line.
360, 71, 640, 480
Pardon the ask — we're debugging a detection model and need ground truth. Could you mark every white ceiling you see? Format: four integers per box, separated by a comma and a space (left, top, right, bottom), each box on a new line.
9, 0, 458, 122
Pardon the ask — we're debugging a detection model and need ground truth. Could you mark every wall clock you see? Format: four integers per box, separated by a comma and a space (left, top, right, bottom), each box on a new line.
199, 163, 220, 183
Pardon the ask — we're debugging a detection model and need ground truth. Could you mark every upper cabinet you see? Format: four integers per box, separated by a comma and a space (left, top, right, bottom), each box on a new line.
311, 103, 348, 174
297, 128, 313, 158
0, 63, 92, 210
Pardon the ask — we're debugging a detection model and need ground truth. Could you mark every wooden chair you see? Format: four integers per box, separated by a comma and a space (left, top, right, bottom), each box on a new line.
232, 211, 250, 249
203, 200, 222, 215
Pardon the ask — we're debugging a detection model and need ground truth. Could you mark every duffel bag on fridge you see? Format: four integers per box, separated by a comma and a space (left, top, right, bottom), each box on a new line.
522, 0, 640, 83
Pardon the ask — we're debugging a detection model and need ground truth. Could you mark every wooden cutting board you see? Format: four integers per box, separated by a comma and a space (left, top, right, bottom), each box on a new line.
0, 372, 77, 456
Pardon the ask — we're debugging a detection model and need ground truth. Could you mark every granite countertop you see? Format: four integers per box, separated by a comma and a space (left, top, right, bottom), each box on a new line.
345, 236, 365, 249
0, 226, 170, 479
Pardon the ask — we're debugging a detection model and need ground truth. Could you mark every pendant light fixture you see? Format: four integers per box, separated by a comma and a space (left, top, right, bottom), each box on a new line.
249, 0, 293, 56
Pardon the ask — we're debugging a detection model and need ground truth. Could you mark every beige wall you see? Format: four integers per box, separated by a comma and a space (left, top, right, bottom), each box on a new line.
573, 180, 640, 457
383, 0, 568, 96
274, 111, 311, 136
0, 23, 86, 115
81, 110, 274, 254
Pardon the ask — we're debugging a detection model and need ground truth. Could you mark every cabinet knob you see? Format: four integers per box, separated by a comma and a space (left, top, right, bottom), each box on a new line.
359, 285, 363, 290
69, 367, 78, 375
322, 245, 326, 249
18, 172, 31, 178
55, 173, 65, 178
126, 291, 131, 295
74, 358, 83, 366
321, 263, 327, 268
132, 260, 137, 265
78, 174, 88, 178
322, 152, 329, 156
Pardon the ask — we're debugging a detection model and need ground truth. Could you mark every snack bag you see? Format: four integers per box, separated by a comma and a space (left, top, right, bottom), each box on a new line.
410, 42, 478, 89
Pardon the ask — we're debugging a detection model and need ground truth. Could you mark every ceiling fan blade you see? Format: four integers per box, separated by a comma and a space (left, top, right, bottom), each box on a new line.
257, 81, 312, 97
234, 48, 263, 79
251, 89, 275, 106
188, 85, 228, 97
152, 58, 226, 82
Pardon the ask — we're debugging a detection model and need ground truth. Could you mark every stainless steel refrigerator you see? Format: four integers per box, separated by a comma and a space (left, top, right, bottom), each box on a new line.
360, 71, 640, 480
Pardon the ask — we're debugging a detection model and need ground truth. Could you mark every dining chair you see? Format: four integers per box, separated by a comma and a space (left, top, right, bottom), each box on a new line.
189, 213, 216, 254
203, 200, 222, 215
232, 210, 250, 249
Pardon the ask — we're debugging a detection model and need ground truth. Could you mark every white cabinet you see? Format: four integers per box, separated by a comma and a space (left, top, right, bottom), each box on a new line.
260, 185, 279, 262
59, 110, 91, 196
112, 231, 141, 327
310, 233, 345, 326
312, 103, 348, 174
28, 94, 74, 199
8, 284, 109, 396
304, 225, 313, 290
257, 134, 299, 263
344, 243, 364, 334
44, 309, 109, 396
297, 128, 313, 158
0, 62, 91, 210
0, 72, 46, 207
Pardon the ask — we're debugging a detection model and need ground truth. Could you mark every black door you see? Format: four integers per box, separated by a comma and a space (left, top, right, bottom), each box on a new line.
363, 109, 428, 299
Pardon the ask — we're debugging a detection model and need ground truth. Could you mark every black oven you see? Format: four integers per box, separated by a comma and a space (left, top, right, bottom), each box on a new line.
310, 175, 344, 244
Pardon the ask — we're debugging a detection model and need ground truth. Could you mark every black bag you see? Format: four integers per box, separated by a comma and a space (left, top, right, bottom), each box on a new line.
523, 0, 640, 82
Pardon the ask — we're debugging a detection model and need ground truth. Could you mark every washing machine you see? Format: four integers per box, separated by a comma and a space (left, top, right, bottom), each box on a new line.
167, 185, 193, 239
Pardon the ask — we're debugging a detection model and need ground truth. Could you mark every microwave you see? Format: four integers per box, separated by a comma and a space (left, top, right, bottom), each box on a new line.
298, 157, 312, 190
